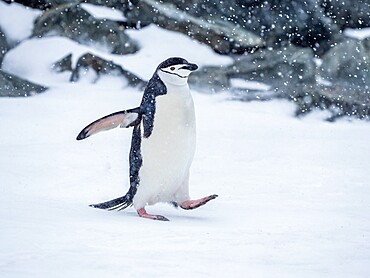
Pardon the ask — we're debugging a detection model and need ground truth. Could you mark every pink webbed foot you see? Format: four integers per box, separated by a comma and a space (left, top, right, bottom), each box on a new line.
180, 194, 218, 210
137, 208, 169, 221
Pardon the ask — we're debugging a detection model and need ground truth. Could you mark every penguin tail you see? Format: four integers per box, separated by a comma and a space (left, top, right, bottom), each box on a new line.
89, 195, 132, 211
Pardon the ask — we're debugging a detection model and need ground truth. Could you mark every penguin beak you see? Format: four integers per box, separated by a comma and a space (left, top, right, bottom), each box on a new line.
181, 63, 198, 71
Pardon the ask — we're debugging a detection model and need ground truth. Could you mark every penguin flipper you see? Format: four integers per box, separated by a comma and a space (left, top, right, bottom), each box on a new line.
76, 108, 141, 140
90, 195, 132, 211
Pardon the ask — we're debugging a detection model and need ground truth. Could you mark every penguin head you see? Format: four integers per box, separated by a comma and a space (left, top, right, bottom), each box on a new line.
157, 57, 198, 86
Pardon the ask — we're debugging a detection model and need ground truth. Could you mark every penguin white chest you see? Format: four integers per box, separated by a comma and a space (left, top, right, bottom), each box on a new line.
134, 84, 196, 207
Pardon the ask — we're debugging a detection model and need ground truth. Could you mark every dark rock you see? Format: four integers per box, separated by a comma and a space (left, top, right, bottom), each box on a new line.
189, 65, 230, 93
156, 0, 339, 55
0, 28, 8, 66
321, 0, 370, 29
3, 0, 77, 10
364, 37, 370, 52
190, 44, 316, 94
71, 53, 146, 87
33, 2, 138, 55
8, 0, 134, 11
9, 0, 347, 55
319, 39, 370, 88
292, 83, 370, 121
53, 52, 146, 88
124, 0, 265, 54
236, 44, 316, 88
190, 43, 369, 120
52, 53, 73, 73
0, 69, 47, 97
310, 38, 370, 120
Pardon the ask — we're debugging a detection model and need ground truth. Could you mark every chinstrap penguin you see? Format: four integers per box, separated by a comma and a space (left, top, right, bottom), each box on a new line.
77, 57, 218, 221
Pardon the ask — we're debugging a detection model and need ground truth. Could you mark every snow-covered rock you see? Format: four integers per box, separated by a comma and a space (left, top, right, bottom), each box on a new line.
33, 2, 138, 55
0, 1, 42, 46
0, 69, 47, 97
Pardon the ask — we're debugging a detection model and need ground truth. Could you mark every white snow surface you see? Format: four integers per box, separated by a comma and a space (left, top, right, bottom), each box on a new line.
1, 16, 370, 278
80, 3, 127, 22
230, 78, 271, 91
0, 2, 41, 45
1, 83, 370, 278
344, 27, 370, 40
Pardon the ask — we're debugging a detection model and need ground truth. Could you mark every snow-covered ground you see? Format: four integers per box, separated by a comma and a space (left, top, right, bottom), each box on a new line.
1, 80, 370, 278
1, 4, 370, 277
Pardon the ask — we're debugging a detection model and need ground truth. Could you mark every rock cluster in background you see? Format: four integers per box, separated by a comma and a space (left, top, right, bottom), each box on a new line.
0, 69, 47, 97
0, 0, 369, 120
0, 26, 47, 97
33, 2, 138, 55
52, 52, 146, 88
0, 28, 8, 65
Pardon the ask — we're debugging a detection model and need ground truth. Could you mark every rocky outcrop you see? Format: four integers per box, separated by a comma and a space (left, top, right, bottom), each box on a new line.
319, 39, 370, 88
0, 69, 47, 97
0, 24, 47, 97
0, 28, 8, 66
1, 0, 369, 120
122, 0, 339, 55
10, 0, 367, 56
295, 84, 370, 121
2, 0, 76, 10
190, 44, 316, 93
321, 0, 370, 29
123, 0, 265, 54
190, 42, 370, 120
53, 52, 147, 88
313, 38, 370, 120
33, 2, 138, 55
52, 53, 73, 73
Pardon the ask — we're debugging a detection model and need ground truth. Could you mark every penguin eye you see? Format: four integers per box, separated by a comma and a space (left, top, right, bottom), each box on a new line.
170, 67, 175, 71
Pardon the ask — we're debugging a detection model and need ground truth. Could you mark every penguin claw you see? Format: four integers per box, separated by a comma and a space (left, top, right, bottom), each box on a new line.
154, 215, 170, 221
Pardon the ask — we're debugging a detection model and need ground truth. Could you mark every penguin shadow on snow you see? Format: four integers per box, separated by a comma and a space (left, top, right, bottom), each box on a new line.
76, 57, 218, 221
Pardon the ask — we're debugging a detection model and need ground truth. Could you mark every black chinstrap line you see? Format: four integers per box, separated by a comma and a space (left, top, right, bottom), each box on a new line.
159, 69, 187, 79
